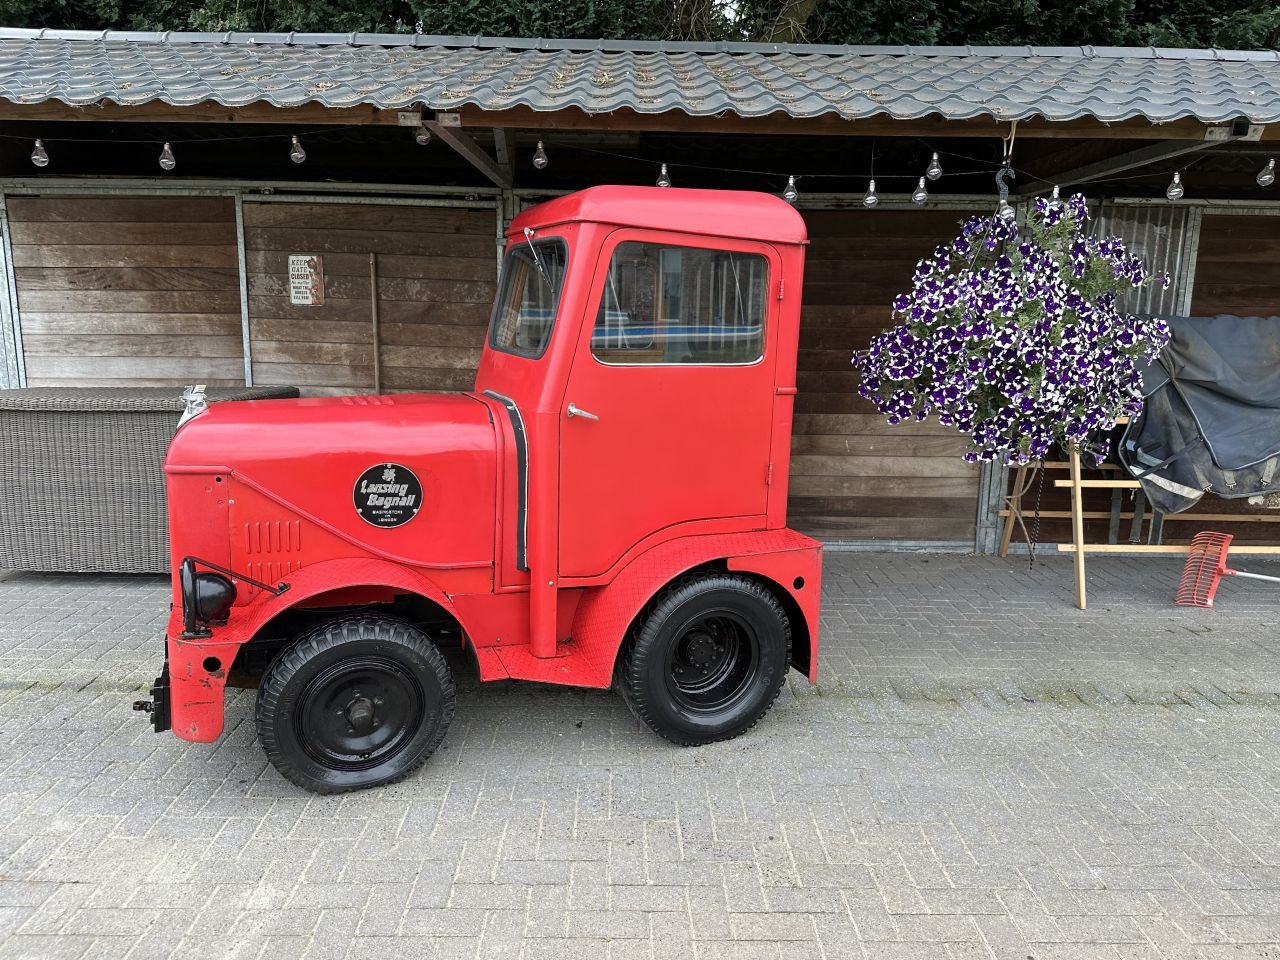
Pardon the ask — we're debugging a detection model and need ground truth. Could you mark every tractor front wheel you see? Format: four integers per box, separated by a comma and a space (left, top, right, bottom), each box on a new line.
256, 616, 455, 794
616, 573, 791, 746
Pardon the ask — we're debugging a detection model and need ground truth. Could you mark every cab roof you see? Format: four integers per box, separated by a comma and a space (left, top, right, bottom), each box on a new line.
510, 186, 808, 245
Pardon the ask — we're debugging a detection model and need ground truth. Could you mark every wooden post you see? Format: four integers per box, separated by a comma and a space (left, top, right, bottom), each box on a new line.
1069, 450, 1087, 609
369, 253, 381, 395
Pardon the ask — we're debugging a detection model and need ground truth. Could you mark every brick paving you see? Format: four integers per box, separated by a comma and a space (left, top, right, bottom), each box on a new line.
1, 552, 1279, 959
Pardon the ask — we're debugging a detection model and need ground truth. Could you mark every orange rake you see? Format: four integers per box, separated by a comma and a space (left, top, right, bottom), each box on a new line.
1176, 531, 1280, 608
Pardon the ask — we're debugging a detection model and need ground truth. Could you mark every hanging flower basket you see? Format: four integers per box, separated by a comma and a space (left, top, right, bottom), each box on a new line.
851, 194, 1170, 466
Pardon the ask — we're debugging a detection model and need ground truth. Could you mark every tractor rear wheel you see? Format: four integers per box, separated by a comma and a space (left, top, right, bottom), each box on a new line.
616, 573, 791, 746
256, 615, 454, 794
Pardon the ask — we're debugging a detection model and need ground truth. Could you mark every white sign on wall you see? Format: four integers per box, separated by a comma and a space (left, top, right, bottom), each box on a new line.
288, 254, 324, 306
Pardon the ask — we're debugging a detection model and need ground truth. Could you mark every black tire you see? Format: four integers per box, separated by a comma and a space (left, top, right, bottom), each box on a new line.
616, 572, 791, 746
255, 615, 455, 794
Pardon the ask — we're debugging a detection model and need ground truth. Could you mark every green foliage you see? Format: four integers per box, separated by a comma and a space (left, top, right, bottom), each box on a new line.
0, 0, 1276, 48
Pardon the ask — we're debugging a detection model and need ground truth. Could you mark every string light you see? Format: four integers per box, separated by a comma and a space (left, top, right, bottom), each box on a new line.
1051, 184, 1060, 200
782, 175, 799, 204
911, 177, 929, 205
30, 139, 48, 168
414, 125, 431, 147
997, 198, 1016, 220
532, 141, 548, 170
289, 135, 306, 164
926, 152, 942, 180
1165, 171, 1184, 201
862, 179, 879, 209
158, 142, 176, 172
1258, 159, 1276, 188
656, 163, 671, 188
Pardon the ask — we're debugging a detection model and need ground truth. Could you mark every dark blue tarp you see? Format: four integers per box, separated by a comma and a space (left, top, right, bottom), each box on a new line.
1120, 315, 1280, 513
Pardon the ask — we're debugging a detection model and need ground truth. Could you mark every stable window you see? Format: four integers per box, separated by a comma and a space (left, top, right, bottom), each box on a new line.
488, 239, 569, 359
591, 242, 767, 365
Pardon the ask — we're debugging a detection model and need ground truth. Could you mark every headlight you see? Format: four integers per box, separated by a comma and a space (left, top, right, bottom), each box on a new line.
180, 558, 237, 637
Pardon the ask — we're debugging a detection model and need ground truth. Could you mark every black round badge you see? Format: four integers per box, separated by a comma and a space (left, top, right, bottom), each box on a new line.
354, 463, 423, 528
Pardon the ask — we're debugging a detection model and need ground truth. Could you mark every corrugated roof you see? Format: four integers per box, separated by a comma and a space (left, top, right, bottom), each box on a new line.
0, 28, 1277, 125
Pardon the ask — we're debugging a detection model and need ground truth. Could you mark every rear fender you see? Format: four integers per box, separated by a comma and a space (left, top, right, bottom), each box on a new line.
570, 529, 821, 685
167, 557, 465, 743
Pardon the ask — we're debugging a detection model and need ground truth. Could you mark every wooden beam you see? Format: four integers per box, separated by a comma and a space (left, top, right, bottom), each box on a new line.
457, 104, 1240, 141
1019, 139, 1225, 195
0, 99, 419, 126
424, 118, 512, 188
492, 128, 516, 170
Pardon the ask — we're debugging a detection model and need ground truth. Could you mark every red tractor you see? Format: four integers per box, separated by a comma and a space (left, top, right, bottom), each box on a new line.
135, 186, 822, 793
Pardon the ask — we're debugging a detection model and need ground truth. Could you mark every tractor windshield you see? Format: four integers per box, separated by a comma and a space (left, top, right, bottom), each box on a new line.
488, 239, 569, 359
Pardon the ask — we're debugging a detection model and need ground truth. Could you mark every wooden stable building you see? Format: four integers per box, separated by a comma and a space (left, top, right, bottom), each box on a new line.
0, 30, 1277, 552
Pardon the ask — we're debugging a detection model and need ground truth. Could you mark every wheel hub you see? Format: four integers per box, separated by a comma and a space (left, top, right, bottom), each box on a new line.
682, 630, 721, 673
345, 696, 377, 734
297, 657, 424, 772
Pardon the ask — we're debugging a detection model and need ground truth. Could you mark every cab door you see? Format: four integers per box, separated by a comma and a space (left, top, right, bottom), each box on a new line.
557, 231, 781, 580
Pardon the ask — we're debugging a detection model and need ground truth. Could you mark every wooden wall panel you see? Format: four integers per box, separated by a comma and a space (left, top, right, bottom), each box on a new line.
1190, 213, 1280, 316
788, 209, 984, 542
9, 196, 243, 386
243, 202, 497, 394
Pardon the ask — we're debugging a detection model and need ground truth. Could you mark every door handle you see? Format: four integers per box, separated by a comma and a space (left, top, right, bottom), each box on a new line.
566, 403, 600, 421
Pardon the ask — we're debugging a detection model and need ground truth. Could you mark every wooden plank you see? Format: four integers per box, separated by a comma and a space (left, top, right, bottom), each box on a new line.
249, 297, 489, 325
245, 227, 493, 258
6, 197, 234, 223
9, 221, 236, 246
11, 244, 237, 269
790, 495, 977, 519
379, 345, 482, 370
791, 413, 954, 437
14, 267, 239, 292
248, 273, 494, 303
24, 376, 245, 388
19, 312, 241, 336
0, 100, 414, 125
789, 475, 979, 498
789, 454, 979, 479
17, 290, 241, 314
243, 204, 494, 232
22, 334, 244, 359
461, 103, 1224, 141
790, 434, 969, 457
1053, 479, 1141, 488
792, 516, 975, 539
246, 250, 495, 282
1057, 544, 1280, 554
24, 355, 245, 379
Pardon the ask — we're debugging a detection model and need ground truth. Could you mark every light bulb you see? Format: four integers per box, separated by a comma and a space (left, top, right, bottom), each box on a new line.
289, 135, 306, 164
998, 199, 1016, 221
782, 175, 799, 204
862, 179, 879, 208
159, 142, 176, 172
414, 125, 431, 147
912, 176, 929, 205
532, 141, 548, 170
1051, 184, 1060, 200
30, 139, 48, 168
656, 163, 671, 188
1165, 172, 1184, 201
1258, 159, 1276, 188
926, 152, 942, 180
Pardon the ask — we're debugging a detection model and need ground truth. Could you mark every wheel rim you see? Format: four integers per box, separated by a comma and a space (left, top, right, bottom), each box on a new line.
665, 610, 760, 712
296, 656, 425, 772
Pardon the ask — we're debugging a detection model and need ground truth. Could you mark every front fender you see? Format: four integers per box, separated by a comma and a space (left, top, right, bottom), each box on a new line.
166, 557, 465, 743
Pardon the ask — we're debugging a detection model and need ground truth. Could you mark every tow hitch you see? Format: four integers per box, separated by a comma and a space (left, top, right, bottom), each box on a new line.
132, 663, 171, 733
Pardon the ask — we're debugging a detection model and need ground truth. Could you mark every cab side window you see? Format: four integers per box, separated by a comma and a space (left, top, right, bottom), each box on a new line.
591, 242, 767, 365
